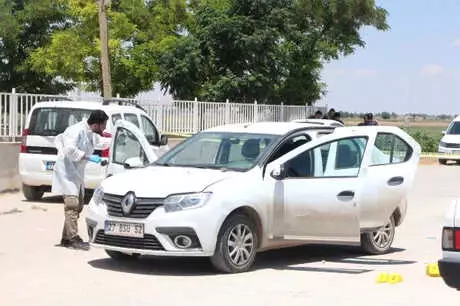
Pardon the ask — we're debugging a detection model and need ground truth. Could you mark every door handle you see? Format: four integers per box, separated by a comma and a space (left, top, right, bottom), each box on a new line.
387, 176, 404, 186
337, 190, 355, 201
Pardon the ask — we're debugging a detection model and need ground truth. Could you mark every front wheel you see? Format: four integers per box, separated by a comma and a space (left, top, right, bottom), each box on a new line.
211, 214, 258, 273
360, 216, 395, 255
439, 159, 448, 165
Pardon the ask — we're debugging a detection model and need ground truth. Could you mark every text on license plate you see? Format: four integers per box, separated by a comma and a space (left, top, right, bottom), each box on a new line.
105, 221, 144, 238
45, 161, 55, 171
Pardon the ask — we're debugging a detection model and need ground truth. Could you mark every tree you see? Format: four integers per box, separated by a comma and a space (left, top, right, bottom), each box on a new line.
157, 0, 388, 104
0, 0, 71, 93
29, 0, 191, 97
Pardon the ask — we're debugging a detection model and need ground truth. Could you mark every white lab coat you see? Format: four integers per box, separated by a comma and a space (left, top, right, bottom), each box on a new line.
52, 121, 111, 196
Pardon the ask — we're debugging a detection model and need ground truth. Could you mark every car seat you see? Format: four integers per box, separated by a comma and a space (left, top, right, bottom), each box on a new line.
336, 144, 358, 169
241, 139, 261, 161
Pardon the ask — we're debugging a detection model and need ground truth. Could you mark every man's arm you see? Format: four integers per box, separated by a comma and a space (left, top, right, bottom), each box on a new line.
58, 130, 87, 162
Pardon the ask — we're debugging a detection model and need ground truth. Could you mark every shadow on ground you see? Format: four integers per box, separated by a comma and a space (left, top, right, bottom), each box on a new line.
87, 245, 416, 277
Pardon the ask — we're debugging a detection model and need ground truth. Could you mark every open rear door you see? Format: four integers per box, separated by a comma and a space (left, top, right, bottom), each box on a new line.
106, 120, 158, 177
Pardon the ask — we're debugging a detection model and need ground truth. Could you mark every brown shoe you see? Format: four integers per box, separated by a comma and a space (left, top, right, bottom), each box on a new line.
67, 239, 90, 251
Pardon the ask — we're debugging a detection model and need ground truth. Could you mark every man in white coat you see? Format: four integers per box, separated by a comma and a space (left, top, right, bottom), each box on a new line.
52, 109, 112, 250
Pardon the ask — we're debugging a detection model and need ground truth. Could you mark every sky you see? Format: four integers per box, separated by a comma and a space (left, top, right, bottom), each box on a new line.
318, 0, 460, 115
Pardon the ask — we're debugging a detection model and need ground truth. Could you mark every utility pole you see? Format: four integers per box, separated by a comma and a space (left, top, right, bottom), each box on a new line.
98, 0, 112, 99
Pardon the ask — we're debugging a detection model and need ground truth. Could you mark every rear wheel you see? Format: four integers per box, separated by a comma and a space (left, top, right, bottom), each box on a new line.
105, 250, 140, 261
22, 184, 44, 201
361, 216, 395, 255
211, 214, 258, 273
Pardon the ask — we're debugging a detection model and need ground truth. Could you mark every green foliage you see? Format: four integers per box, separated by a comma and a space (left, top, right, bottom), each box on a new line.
402, 128, 441, 153
4, 0, 388, 101
158, 0, 389, 103
0, 0, 72, 93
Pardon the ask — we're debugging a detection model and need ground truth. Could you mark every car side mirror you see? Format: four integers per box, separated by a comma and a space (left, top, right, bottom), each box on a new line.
160, 134, 168, 146
123, 157, 144, 169
442, 130, 446, 135
270, 164, 286, 180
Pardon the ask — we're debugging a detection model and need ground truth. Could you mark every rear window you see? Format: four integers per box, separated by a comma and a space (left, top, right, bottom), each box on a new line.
28, 107, 92, 136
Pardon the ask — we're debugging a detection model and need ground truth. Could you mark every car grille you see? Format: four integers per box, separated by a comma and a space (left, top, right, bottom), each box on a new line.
444, 143, 460, 148
104, 193, 163, 218
94, 230, 165, 250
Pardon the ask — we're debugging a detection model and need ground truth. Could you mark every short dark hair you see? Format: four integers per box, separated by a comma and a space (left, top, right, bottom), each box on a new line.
87, 109, 109, 125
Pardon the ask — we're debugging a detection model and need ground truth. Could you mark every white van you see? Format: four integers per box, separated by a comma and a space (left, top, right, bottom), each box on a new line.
18, 99, 169, 201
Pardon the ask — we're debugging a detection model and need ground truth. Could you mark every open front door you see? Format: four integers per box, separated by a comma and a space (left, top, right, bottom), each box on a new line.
265, 129, 376, 244
106, 120, 158, 177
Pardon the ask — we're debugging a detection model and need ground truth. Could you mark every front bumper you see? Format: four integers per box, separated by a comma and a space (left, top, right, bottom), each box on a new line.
438, 259, 460, 290
85, 200, 223, 257
438, 146, 460, 160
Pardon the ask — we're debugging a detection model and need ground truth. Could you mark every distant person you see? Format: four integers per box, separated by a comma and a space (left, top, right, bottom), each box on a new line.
358, 113, 379, 126
309, 110, 323, 119
333, 112, 344, 124
323, 108, 336, 119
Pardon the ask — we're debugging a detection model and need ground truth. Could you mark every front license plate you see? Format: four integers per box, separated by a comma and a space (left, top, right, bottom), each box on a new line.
104, 221, 144, 238
45, 161, 55, 171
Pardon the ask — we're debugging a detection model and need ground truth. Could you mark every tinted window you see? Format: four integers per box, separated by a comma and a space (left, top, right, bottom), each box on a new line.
285, 136, 368, 178
140, 115, 159, 144
155, 132, 279, 171
447, 122, 460, 135
124, 113, 139, 127
371, 133, 412, 165
112, 114, 122, 125
28, 108, 91, 136
113, 127, 148, 165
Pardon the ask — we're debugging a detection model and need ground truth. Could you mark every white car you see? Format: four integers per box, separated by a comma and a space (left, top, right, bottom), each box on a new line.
291, 118, 344, 127
438, 116, 460, 165
18, 99, 169, 201
86, 122, 420, 273
439, 199, 460, 290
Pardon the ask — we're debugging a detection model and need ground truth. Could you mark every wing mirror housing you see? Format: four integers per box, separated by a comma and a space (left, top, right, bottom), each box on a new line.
160, 134, 168, 146
442, 130, 446, 135
123, 157, 144, 169
270, 164, 286, 180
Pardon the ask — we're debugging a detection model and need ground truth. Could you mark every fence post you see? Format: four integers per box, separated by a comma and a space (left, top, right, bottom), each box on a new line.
9, 88, 18, 137
192, 97, 199, 133
253, 100, 258, 123
155, 104, 163, 133
225, 99, 230, 124
280, 102, 284, 122
116, 93, 120, 99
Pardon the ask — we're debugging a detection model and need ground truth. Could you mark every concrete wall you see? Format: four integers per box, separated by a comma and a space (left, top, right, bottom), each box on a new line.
0, 143, 21, 193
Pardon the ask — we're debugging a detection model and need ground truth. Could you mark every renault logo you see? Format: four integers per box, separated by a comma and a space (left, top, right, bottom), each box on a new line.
121, 191, 136, 216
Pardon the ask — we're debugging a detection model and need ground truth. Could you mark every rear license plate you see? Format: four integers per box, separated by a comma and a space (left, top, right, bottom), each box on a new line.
45, 161, 55, 171
104, 221, 144, 238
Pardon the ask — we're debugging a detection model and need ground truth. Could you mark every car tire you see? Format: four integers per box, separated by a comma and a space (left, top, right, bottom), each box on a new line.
22, 184, 44, 201
105, 250, 140, 261
360, 216, 395, 255
211, 214, 258, 273
439, 159, 448, 165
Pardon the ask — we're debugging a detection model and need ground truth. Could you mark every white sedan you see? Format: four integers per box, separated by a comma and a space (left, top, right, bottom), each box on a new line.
86, 121, 420, 273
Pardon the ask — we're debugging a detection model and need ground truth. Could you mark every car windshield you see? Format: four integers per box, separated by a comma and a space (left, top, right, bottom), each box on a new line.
28, 107, 93, 136
447, 122, 460, 135
154, 132, 280, 171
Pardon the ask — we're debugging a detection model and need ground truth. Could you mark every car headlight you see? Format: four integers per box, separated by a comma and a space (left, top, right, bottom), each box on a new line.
92, 186, 105, 206
439, 141, 447, 147
164, 192, 212, 213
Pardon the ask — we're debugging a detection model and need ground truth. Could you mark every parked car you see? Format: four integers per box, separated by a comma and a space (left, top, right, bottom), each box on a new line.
439, 199, 460, 290
86, 122, 420, 273
438, 116, 460, 165
291, 118, 344, 127
18, 99, 169, 201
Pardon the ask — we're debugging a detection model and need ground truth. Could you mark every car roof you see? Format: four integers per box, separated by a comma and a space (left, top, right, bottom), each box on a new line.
30, 100, 145, 115
291, 118, 343, 126
203, 122, 335, 135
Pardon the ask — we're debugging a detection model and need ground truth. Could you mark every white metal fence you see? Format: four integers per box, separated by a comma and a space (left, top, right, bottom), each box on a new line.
0, 89, 327, 141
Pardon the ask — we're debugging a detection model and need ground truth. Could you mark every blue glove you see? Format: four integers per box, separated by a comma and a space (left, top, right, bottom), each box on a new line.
88, 154, 102, 164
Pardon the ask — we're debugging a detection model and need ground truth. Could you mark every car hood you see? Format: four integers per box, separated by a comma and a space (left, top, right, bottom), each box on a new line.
101, 166, 240, 198
441, 134, 460, 143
